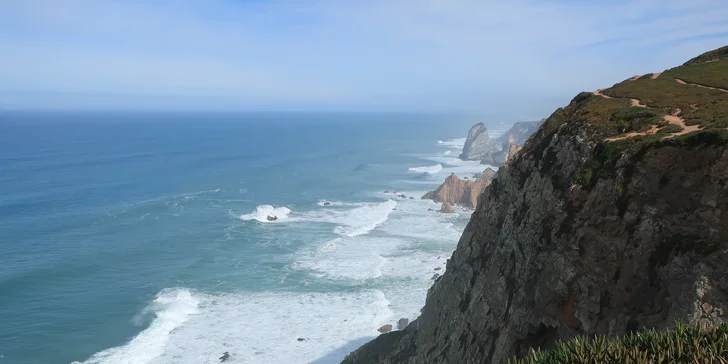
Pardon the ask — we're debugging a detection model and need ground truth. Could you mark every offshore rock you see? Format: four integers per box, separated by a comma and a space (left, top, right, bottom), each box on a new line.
459, 123, 498, 164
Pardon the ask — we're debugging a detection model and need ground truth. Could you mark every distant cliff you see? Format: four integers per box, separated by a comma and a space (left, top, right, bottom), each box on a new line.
496, 120, 542, 146
344, 46, 728, 363
459, 123, 498, 164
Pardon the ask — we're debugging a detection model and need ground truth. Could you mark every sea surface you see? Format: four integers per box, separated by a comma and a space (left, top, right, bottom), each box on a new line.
0, 112, 505, 364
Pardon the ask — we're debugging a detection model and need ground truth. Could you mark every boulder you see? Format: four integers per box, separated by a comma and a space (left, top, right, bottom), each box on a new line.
397, 318, 409, 330
266, 215, 278, 221
439, 202, 455, 213
378, 324, 392, 334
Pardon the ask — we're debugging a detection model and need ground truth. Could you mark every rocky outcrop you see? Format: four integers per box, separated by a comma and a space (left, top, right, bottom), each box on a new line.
503, 143, 522, 164
423, 173, 492, 209
344, 46, 728, 364
474, 167, 498, 181
397, 318, 410, 330
459, 123, 498, 164
439, 202, 455, 213
496, 120, 543, 146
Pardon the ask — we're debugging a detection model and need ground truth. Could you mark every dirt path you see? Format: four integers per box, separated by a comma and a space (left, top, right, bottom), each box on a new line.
631, 99, 647, 107
604, 126, 658, 142
593, 89, 612, 99
598, 74, 727, 142
662, 108, 701, 139
675, 78, 728, 92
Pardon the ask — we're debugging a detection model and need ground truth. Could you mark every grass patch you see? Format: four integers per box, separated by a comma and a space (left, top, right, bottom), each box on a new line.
602, 77, 728, 129
510, 321, 728, 364
683, 45, 728, 66
664, 59, 728, 91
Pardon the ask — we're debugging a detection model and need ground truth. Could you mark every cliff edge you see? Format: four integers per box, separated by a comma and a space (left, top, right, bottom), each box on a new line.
343, 46, 728, 363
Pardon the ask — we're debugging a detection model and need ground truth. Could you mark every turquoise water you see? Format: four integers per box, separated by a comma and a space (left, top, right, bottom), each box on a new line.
0, 112, 501, 364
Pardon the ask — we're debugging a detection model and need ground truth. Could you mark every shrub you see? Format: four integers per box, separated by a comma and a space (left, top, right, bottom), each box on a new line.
510, 322, 728, 364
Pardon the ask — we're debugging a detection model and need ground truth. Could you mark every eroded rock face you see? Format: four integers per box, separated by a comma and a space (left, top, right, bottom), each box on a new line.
503, 144, 522, 164
475, 167, 498, 181
423, 173, 492, 209
496, 120, 543, 146
344, 95, 728, 364
459, 123, 498, 163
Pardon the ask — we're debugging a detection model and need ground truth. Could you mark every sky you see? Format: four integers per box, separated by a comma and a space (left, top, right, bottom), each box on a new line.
1, 0, 728, 116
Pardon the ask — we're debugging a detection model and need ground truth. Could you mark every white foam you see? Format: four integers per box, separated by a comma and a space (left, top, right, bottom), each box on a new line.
315, 200, 363, 207
303, 200, 397, 238
144, 290, 393, 364
74, 288, 199, 364
443, 150, 452, 156
240, 205, 292, 223
408, 164, 442, 174
437, 138, 466, 149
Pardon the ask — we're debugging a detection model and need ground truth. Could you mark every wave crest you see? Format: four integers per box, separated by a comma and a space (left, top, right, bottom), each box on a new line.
408, 164, 442, 174
240, 205, 292, 222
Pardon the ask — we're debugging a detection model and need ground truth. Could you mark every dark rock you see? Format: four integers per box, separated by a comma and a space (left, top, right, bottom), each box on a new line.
409, 197, 414, 199
398, 194, 407, 199
297, 338, 305, 342
266, 215, 278, 221
431, 273, 440, 280
397, 318, 409, 330
434, 267, 441, 271
323, 201, 331, 206
428, 208, 435, 212
342, 46, 728, 364
219, 352, 230, 362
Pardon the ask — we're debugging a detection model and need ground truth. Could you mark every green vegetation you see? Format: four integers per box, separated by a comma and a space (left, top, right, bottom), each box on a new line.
510, 322, 728, 364
683, 45, 728, 66
664, 60, 728, 90
572, 141, 624, 188
602, 76, 728, 128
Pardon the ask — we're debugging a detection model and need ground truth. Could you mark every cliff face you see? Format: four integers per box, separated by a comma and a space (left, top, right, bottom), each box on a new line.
422, 173, 492, 209
344, 47, 728, 364
460, 123, 498, 163
496, 121, 542, 146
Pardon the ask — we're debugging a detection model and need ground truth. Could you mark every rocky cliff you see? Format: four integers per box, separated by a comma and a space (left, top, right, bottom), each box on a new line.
496, 120, 543, 146
459, 123, 498, 164
422, 173, 492, 209
343, 46, 728, 364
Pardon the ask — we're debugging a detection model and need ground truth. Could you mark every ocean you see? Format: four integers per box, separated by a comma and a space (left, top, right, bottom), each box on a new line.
0, 111, 504, 364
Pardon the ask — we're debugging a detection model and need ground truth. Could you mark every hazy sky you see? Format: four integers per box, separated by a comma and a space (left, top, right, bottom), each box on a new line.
1, 0, 727, 116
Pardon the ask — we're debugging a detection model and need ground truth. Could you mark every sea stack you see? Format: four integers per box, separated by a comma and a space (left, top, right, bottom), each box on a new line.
458, 123, 498, 164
